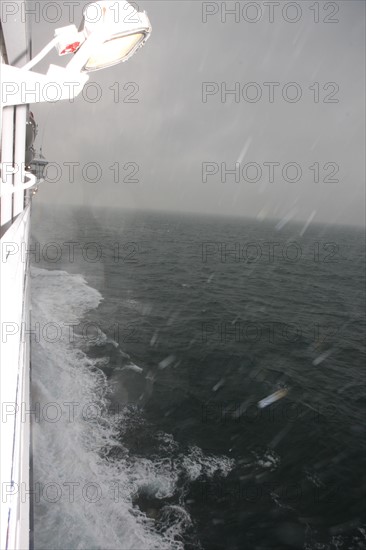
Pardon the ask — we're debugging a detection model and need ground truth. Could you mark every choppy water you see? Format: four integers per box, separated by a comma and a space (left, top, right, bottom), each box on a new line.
30, 204, 366, 550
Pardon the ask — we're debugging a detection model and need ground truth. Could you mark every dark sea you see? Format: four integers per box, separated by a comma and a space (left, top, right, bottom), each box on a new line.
30, 204, 366, 550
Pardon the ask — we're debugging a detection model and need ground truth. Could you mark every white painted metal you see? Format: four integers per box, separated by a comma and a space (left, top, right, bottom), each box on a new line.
1, 64, 89, 107
0, 205, 31, 550
0, 106, 14, 227
1, 171, 37, 199
13, 105, 27, 216
1, 8, 31, 549
67, 1, 151, 72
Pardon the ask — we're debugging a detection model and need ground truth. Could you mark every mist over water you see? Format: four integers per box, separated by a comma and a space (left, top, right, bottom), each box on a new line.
30, 205, 366, 549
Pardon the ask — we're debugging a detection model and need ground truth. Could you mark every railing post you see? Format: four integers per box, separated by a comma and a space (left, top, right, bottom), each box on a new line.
0, 106, 14, 227
13, 105, 27, 217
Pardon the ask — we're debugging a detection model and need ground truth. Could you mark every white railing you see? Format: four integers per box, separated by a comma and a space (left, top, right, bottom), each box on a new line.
0, 204, 31, 550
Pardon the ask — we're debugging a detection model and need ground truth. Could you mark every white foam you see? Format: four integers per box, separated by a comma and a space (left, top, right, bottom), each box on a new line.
31, 267, 235, 550
31, 268, 179, 549
181, 446, 235, 481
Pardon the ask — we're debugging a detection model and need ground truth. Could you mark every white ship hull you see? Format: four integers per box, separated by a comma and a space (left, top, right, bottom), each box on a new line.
1, 6, 33, 548
0, 206, 32, 550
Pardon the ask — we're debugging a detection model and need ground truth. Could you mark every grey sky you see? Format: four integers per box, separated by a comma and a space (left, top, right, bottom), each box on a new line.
29, 0, 365, 226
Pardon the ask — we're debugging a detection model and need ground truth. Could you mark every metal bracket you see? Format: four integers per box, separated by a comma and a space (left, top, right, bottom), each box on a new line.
1, 64, 89, 107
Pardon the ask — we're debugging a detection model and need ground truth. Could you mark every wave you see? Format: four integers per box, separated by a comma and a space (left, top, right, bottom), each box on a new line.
30, 267, 234, 550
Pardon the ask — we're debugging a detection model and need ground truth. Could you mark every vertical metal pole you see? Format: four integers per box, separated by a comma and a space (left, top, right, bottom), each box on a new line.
13, 105, 27, 216
0, 106, 14, 227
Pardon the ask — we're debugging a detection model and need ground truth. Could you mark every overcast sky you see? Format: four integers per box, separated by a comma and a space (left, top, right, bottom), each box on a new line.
28, 0, 365, 226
